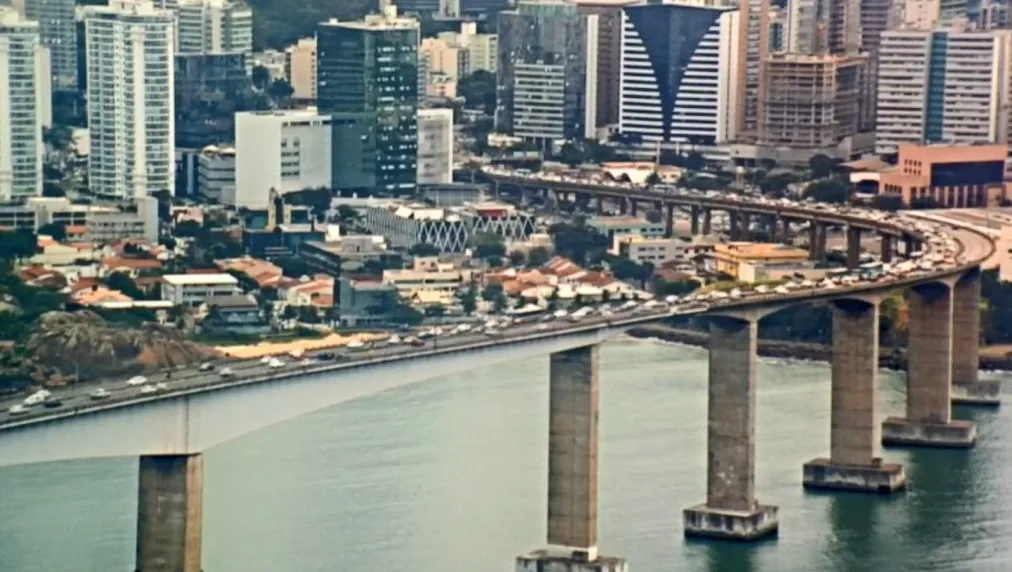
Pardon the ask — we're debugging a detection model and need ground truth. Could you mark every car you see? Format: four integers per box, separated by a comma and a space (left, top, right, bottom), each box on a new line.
219, 367, 235, 378
139, 385, 158, 394
260, 356, 273, 365
90, 388, 110, 400
268, 358, 285, 368
198, 362, 214, 372
126, 375, 148, 386
535, 323, 550, 331
8, 404, 28, 415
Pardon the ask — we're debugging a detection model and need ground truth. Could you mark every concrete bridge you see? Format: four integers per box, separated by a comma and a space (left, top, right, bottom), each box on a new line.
0, 180, 998, 572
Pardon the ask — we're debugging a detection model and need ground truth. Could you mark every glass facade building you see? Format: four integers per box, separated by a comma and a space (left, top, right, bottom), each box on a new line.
317, 8, 419, 195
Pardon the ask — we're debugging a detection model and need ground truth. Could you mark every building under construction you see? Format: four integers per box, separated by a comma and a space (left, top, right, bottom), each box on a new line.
758, 53, 870, 149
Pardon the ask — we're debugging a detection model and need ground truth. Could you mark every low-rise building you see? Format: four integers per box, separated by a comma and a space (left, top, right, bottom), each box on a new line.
419, 183, 487, 206
201, 294, 270, 335
709, 242, 810, 281
613, 235, 710, 266
161, 273, 241, 305
740, 261, 827, 283
215, 256, 284, 288
197, 145, 236, 203
298, 235, 389, 274
362, 200, 535, 252
334, 277, 398, 327
588, 216, 667, 241
0, 197, 158, 242
878, 143, 1010, 208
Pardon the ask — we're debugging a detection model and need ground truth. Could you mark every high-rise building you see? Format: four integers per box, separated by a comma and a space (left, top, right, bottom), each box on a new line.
619, 3, 740, 147
317, 4, 419, 194
285, 37, 316, 101
737, 0, 769, 137
0, 7, 50, 201
12, 0, 75, 90
875, 29, 1012, 155
175, 0, 252, 57
85, 0, 175, 198
460, 0, 510, 15
435, 21, 498, 75
859, 0, 897, 123
899, 0, 940, 28
576, 0, 637, 130
417, 108, 453, 185
787, 0, 819, 53
827, 0, 861, 54
497, 0, 598, 146
759, 53, 869, 149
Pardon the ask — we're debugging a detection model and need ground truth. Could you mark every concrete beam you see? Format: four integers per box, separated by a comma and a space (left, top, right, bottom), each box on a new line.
684, 317, 778, 541
136, 454, 203, 572
951, 269, 1000, 405
803, 299, 905, 493
882, 282, 976, 447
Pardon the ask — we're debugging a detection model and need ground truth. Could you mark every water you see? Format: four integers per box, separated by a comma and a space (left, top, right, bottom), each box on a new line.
1, 339, 1011, 572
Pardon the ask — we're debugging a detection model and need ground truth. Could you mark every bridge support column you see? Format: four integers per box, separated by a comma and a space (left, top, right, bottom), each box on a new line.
882, 283, 977, 448
702, 209, 712, 235
619, 197, 628, 215
595, 195, 605, 215
904, 236, 916, 256
803, 300, 906, 493
690, 205, 700, 235
136, 454, 203, 572
516, 345, 627, 572
846, 227, 861, 269
952, 270, 1000, 405
665, 204, 675, 238
630, 200, 638, 217
729, 211, 741, 241
881, 235, 893, 263
740, 213, 752, 241
684, 317, 778, 541
808, 223, 826, 261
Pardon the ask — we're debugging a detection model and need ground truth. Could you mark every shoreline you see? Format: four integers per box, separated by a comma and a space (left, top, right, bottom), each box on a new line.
625, 325, 1012, 372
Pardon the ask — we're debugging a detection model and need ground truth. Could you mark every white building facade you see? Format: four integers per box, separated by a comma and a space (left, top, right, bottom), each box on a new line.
85, 0, 175, 199
175, 0, 252, 57
417, 108, 453, 185
11, 0, 76, 89
620, 3, 740, 148
0, 8, 51, 201
234, 109, 332, 209
162, 273, 240, 305
875, 29, 1012, 154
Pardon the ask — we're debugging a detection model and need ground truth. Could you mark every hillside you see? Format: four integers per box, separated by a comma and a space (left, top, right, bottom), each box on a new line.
248, 0, 376, 50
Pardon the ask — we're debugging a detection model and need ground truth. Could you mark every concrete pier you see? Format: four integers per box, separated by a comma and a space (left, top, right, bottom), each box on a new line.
729, 211, 741, 240
684, 318, 778, 541
882, 283, 977, 448
808, 223, 826, 261
666, 204, 676, 238
689, 205, 699, 235
630, 200, 638, 216
881, 235, 893, 263
740, 213, 752, 241
803, 300, 906, 493
517, 345, 627, 571
846, 227, 861, 269
951, 270, 1000, 406
702, 209, 712, 235
136, 454, 203, 572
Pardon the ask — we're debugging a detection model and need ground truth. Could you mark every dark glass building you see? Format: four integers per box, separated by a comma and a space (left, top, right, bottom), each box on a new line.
317, 8, 419, 195
174, 53, 254, 149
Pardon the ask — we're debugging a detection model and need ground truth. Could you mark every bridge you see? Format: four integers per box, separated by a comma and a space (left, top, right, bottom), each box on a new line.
0, 174, 998, 572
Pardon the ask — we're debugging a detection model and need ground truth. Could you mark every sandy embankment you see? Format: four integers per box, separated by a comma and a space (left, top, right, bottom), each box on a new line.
215, 332, 387, 359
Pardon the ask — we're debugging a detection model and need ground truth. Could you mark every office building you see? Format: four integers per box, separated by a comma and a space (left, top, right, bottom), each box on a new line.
162, 273, 241, 305
576, 0, 636, 129
759, 53, 869, 149
317, 5, 420, 194
362, 201, 535, 252
497, 0, 598, 146
85, 0, 175, 199
12, 0, 76, 89
196, 144, 235, 202
174, 53, 248, 149
417, 108, 453, 185
738, 0, 769, 137
234, 109, 332, 209
175, 0, 252, 56
875, 29, 1012, 155
284, 37, 316, 101
769, 7, 786, 52
0, 7, 50, 201
787, 0, 819, 53
879, 143, 1009, 207
619, 2, 740, 147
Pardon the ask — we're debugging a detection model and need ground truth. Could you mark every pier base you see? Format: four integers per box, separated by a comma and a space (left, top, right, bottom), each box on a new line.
802, 458, 906, 493
515, 550, 628, 572
952, 381, 1001, 406
683, 504, 779, 541
881, 417, 976, 448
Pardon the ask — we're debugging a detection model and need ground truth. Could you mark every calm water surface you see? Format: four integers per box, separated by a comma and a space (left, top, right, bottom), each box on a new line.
1, 338, 1010, 572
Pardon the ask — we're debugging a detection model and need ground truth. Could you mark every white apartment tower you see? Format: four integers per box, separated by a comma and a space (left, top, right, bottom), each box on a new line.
875, 29, 1012, 154
85, 0, 175, 198
175, 0, 252, 56
11, 0, 77, 89
620, 3, 740, 147
417, 108, 453, 185
0, 7, 51, 201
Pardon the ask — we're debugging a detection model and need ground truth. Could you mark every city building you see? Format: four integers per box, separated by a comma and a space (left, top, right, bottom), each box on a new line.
787, 0, 819, 53
875, 29, 1012, 155
284, 37, 316, 101
240, 190, 326, 258
196, 144, 235, 202
417, 108, 453, 185
174, 52, 249, 149
362, 201, 536, 252
334, 276, 399, 327
419, 182, 487, 206
769, 6, 787, 52
175, 0, 252, 57
251, 48, 286, 80
161, 273, 241, 305
200, 294, 271, 336
576, 0, 635, 130
85, 0, 175, 199
613, 235, 706, 266
618, 3, 740, 148
12, 0, 76, 89
420, 36, 461, 84
759, 53, 869, 150
299, 235, 389, 275
433, 21, 498, 77
588, 215, 666, 241
317, 5, 420, 194
496, 0, 598, 147
234, 109, 332, 209
738, 0, 770, 138
0, 7, 50, 201
878, 143, 1010, 208
899, 0, 940, 28
709, 242, 809, 281
0, 196, 159, 242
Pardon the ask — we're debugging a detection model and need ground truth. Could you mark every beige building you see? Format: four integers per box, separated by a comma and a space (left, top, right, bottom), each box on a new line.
285, 37, 316, 101
898, 0, 939, 28
879, 144, 1009, 208
710, 242, 809, 281
420, 37, 460, 83
759, 53, 869, 149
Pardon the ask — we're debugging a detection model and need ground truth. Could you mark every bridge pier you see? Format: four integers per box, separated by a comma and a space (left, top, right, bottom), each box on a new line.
846, 227, 862, 269
665, 204, 675, 238
630, 200, 638, 217
136, 454, 203, 572
684, 317, 778, 541
619, 197, 628, 215
740, 213, 752, 241
881, 235, 893, 263
702, 209, 712, 235
951, 270, 1000, 405
729, 211, 741, 241
595, 195, 605, 215
882, 282, 977, 448
803, 300, 906, 493
516, 345, 627, 572
808, 223, 826, 261
690, 205, 700, 235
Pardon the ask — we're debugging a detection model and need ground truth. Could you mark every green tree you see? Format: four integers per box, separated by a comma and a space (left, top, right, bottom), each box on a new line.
804, 179, 851, 204
557, 142, 587, 167
104, 271, 144, 299
37, 222, 67, 241
251, 65, 271, 90
808, 154, 842, 179
425, 304, 446, 318
759, 158, 777, 171
871, 194, 904, 212
474, 233, 506, 259
528, 246, 551, 267
549, 222, 608, 265
508, 250, 526, 267
457, 70, 497, 115
910, 197, 941, 210
268, 78, 295, 101
460, 288, 477, 315
409, 243, 441, 257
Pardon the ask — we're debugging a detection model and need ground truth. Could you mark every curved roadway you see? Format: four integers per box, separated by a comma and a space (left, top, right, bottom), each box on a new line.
0, 173, 995, 430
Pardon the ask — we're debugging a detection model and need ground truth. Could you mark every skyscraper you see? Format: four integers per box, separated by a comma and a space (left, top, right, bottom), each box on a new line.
317, 4, 419, 194
619, 2, 740, 146
576, 0, 637, 130
0, 7, 51, 201
85, 0, 175, 198
735, 0, 769, 137
497, 0, 598, 147
11, 0, 76, 89
175, 0, 252, 57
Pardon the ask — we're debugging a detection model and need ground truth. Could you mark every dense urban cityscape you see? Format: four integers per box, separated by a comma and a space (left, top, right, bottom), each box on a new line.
2, 0, 1012, 570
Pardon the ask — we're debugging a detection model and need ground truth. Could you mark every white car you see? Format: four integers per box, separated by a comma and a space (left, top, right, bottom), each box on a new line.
126, 376, 148, 386
260, 356, 273, 365
139, 385, 158, 394
90, 388, 110, 400
268, 358, 285, 368
8, 404, 28, 415
219, 367, 235, 378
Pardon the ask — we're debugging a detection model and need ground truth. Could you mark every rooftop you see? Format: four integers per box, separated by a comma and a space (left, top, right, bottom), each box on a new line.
714, 242, 809, 259
204, 294, 259, 309
162, 273, 239, 286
